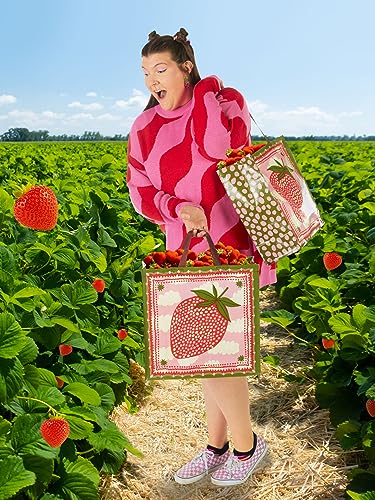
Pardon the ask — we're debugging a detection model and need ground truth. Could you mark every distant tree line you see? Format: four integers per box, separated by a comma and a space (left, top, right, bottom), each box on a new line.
0, 128, 128, 142
0, 127, 374, 142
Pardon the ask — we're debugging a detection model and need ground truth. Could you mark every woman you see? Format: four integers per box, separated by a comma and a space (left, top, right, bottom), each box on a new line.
127, 27, 276, 487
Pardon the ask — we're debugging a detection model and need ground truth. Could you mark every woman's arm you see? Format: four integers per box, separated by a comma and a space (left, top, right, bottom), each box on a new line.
192, 75, 251, 160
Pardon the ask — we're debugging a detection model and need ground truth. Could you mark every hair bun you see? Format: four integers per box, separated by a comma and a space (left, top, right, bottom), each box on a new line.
148, 30, 160, 41
173, 27, 190, 44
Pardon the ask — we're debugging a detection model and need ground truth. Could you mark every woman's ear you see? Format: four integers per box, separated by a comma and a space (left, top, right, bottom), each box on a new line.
184, 61, 194, 74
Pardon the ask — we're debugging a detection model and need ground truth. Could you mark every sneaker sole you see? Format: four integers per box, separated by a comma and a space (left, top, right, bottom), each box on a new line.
211, 444, 268, 487
174, 463, 226, 485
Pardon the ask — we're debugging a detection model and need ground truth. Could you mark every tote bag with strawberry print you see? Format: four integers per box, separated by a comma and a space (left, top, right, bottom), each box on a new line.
142, 233, 260, 379
217, 137, 324, 264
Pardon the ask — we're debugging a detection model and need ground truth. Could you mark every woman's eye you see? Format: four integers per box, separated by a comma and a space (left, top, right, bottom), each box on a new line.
157, 69, 166, 74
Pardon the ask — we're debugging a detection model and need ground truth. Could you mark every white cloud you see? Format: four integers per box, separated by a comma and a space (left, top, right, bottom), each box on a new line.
67, 101, 103, 111
158, 314, 172, 332
114, 88, 148, 110
177, 355, 199, 366
158, 291, 181, 306
159, 346, 173, 361
227, 318, 245, 333
208, 341, 240, 355
0, 95, 17, 106
86, 91, 97, 97
246, 99, 367, 137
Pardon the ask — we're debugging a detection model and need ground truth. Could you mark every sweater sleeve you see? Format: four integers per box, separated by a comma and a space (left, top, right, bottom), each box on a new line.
192, 75, 251, 160
126, 130, 191, 225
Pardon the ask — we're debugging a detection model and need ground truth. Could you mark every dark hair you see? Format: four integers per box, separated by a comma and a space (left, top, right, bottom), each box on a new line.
141, 28, 201, 110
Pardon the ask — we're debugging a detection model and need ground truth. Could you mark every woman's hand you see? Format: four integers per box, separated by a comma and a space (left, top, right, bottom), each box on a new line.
177, 205, 208, 237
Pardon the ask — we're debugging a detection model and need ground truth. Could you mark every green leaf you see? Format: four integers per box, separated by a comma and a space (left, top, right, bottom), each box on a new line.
93, 383, 115, 412
75, 304, 100, 332
95, 333, 121, 355
328, 313, 358, 335
57, 280, 98, 309
51, 316, 80, 333
22, 454, 54, 486
192, 289, 214, 301
216, 300, 230, 321
220, 297, 241, 307
64, 457, 100, 487
0, 245, 16, 273
335, 420, 361, 450
62, 415, 94, 440
0, 417, 11, 436
0, 456, 36, 500
71, 359, 120, 375
52, 248, 77, 266
352, 304, 369, 331
0, 312, 27, 359
260, 309, 298, 329
262, 355, 280, 367
62, 382, 101, 406
97, 227, 117, 248
87, 428, 129, 452
18, 337, 39, 365
51, 472, 99, 500
0, 358, 24, 404
12, 287, 45, 300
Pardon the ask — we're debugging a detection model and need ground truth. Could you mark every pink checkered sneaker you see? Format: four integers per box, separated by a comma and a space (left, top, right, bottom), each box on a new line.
174, 448, 231, 484
211, 436, 268, 486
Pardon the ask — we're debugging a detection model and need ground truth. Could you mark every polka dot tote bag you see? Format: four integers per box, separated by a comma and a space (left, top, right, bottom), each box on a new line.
217, 137, 324, 264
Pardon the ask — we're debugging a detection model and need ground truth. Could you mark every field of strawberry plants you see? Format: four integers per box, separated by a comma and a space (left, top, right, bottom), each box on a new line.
0, 140, 374, 499
261, 140, 375, 498
0, 142, 165, 499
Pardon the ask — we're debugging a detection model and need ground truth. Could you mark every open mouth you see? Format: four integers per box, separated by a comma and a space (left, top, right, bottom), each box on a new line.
155, 90, 166, 100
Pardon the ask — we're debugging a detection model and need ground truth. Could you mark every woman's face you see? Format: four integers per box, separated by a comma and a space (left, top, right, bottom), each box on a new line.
142, 51, 193, 111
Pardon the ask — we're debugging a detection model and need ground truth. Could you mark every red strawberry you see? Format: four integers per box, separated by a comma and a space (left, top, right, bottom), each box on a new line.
268, 159, 304, 220
117, 328, 128, 340
243, 143, 266, 155
92, 278, 105, 293
193, 261, 209, 267
366, 400, 375, 417
323, 252, 343, 271
14, 185, 58, 230
187, 251, 198, 261
170, 285, 240, 358
143, 255, 153, 266
165, 250, 181, 265
40, 417, 70, 447
322, 338, 335, 349
59, 344, 73, 356
55, 376, 64, 389
152, 252, 166, 266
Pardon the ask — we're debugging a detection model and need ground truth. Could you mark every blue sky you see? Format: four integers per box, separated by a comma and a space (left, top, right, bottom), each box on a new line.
0, 0, 374, 137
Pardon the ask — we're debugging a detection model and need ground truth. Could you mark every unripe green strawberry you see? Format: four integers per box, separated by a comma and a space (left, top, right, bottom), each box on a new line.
40, 417, 70, 447
14, 185, 58, 230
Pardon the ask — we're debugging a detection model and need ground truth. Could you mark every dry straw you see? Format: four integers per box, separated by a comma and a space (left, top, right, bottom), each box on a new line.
102, 289, 360, 500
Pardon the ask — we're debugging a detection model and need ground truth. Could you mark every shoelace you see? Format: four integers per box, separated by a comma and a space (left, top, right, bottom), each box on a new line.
221, 455, 242, 473
192, 450, 215, 474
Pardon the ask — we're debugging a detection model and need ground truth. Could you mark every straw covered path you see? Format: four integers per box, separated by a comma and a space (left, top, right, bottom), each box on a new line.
103, 288, 357, 500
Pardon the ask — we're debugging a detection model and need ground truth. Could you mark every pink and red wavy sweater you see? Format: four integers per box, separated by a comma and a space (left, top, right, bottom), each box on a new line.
127, 75, 276, 288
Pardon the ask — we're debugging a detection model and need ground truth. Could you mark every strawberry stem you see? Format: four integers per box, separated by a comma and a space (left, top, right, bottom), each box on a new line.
17, 396, 58, 415
218, 287, 229, 298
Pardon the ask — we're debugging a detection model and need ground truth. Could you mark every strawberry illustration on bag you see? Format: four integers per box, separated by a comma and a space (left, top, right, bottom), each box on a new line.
268, 158, 305, 222
170, 285, 240, 359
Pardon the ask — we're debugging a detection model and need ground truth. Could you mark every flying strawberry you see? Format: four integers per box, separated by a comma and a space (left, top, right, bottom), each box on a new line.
268, 158, 304, 221
92, 278, 105, 293
14, 185, 58, 230
170, 285, 240, 358
366, 400, 375, 417
40, 417, 70, 447
323, 252, 343, 271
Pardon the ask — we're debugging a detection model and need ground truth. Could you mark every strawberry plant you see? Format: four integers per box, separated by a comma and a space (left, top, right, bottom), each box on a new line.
0, 142, 165, 498
260, 140, 375, 496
